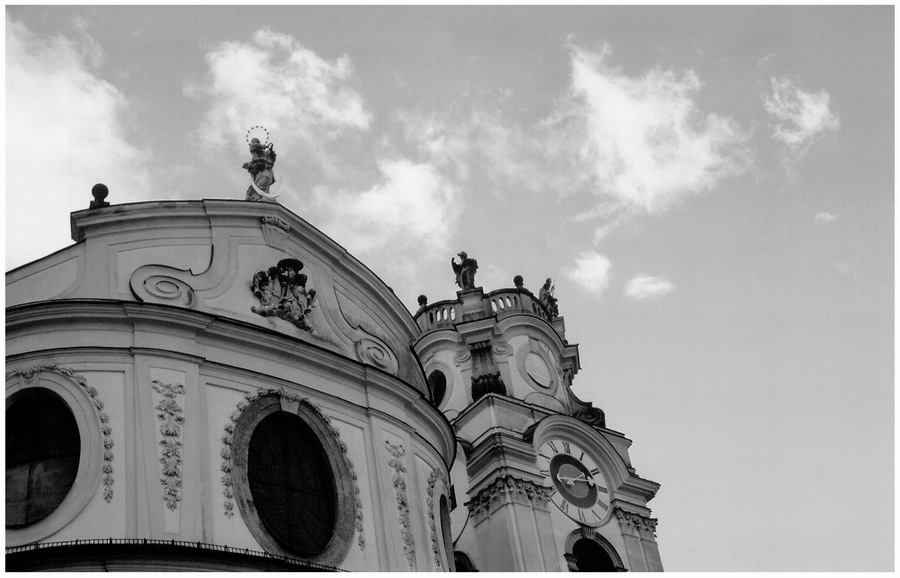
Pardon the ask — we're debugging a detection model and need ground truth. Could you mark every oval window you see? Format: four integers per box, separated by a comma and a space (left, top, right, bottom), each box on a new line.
6, 388, 81, 528
428, 370, 447, 407
248, 411, 337, 556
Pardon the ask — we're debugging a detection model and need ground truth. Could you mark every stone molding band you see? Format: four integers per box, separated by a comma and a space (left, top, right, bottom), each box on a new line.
466, 476, 552, 523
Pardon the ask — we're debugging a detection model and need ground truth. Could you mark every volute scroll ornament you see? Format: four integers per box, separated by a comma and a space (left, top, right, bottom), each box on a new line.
250, 258, 317, 332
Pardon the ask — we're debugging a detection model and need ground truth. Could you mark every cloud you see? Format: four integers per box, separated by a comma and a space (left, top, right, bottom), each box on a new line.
6, 19, 152, 269
566, 43, 750, 215
625, 275, 674, 301
566, 251, 612, 295
764, 77, 839, 155
189, 28, 370, 160
311, 157, 462, 256
815, 212, 838, 223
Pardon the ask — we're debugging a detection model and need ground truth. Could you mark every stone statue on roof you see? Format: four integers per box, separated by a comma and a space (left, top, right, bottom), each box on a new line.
451, 251, 478, 291
243, 126, 280, 202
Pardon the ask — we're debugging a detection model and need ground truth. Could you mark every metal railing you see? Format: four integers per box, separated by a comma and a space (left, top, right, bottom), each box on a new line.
6, 538, 343, 571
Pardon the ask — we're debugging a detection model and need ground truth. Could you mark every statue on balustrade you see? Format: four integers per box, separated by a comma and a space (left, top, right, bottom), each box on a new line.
452, 251, 478, 291
539, 277, 559, 318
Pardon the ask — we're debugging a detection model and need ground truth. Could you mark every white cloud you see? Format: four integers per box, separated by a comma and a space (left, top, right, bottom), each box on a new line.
566, 251, 612, 295
764, 77, 839, 155
815, 212, 838, 223
311, 158, 462, 256
625, 275, 674, 301
189, 28, 370, 159
567, 44, 749, 215
6, 19, 152, 269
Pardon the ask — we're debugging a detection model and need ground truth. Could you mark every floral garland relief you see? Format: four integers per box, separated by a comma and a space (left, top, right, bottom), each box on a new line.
151, 380, 185, 510
220, 388, 365, 550
6, 364, 115, 502
386, 440, 415, 569
426, 469, 451, 571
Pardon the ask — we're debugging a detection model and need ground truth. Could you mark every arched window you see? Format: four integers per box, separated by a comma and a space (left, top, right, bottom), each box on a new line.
572, 538, 617, 571
565, 528, 625, 572
428, 370, 447, 407
6, 388, 81, 528
454, 551, 477, 572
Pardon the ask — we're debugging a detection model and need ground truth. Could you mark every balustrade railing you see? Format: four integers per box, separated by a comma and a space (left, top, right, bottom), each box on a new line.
415, 288, 552, 333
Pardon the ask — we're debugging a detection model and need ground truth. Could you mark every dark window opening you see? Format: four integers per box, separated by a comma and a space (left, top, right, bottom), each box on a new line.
6, 388, 81, 528
428, 370, 447, 407
454, 551, 477, 572
572, 538, 617, 572
248, 411, 337, 556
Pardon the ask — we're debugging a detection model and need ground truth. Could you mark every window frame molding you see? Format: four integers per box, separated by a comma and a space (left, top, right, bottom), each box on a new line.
6, 368, 104, 546
229, 393, 356, 566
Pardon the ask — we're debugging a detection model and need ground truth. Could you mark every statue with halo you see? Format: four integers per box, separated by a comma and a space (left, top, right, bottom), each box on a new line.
243, 125, 282, 202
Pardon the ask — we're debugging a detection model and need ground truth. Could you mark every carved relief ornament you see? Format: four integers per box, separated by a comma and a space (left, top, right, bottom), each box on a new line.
385, 440, 415, 569
614, 507, 658, 538
151, 380, 185, 510
466, 476, 552, 524
426, 469, 451, 570
250, 258, 317, 331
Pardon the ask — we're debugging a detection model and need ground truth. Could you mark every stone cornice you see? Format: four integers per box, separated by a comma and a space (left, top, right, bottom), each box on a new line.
613, 506, 659, 539
6, 299, 456, 470
465, 475, 552, 524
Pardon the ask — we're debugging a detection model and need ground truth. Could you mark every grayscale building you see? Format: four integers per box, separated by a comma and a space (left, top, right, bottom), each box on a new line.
7, 188, 662, 571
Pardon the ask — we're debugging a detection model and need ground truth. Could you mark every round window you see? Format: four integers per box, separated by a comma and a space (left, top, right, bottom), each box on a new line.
230, 394, 357, 566
248, 411, 337, 556
6, 388, 81, 528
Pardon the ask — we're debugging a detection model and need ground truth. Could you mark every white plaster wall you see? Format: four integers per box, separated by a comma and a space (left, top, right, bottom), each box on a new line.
47, 369, 128, 542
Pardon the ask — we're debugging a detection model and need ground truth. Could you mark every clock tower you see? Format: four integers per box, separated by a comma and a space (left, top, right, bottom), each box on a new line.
414, 268, 663, 572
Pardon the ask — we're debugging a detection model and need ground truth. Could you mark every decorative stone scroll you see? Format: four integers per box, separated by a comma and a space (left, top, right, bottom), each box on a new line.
250, 258, 317, 331
151, 380, 185, 510
426, 469, 451, 571
385, 440, 415, 569
573, 406, 606, 429
6, 365, 115, 503
466, 475, 552, 524
220, 388, 365, 550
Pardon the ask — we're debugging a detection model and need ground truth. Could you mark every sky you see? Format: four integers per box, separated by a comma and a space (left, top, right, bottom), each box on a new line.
5, 5, 894, 571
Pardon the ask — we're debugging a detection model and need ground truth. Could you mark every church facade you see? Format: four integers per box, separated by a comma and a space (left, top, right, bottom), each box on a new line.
6, 194, 662, 571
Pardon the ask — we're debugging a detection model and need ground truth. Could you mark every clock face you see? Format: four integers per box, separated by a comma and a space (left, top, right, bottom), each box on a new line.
538, 439, 610, 526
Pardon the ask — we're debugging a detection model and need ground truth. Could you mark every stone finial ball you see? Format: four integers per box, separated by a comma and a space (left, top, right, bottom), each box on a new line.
513, 275, 524, 287
92, 183, 109, 201
417, 295, 428, 307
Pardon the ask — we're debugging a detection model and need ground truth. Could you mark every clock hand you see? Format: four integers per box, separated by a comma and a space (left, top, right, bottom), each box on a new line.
571, 473, 596, 487
554, 473, 576, 486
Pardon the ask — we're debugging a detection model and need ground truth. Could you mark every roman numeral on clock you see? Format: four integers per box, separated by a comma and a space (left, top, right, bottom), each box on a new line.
577, 508, 586, 522
539, 469, 550, 476
548, 441, 559, 453
596, 499, 609, 511
562, 441, 571, 454
560, 500, 569, 514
